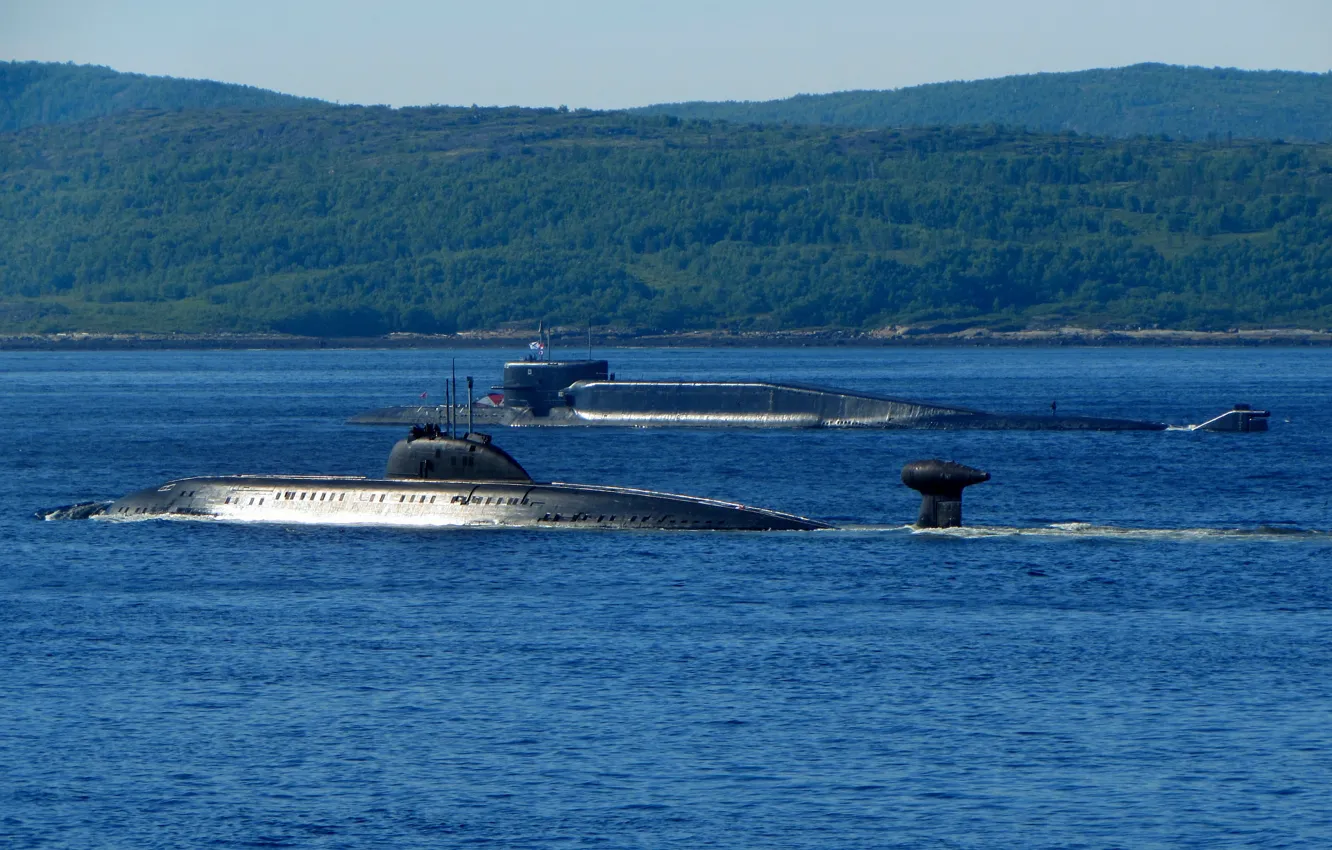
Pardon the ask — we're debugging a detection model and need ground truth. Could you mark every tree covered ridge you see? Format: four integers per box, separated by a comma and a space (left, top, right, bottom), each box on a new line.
8, 61, 1332, 143
1, 105, 1330, 335
635, 64, 1332, 143
0, 61, 323, 132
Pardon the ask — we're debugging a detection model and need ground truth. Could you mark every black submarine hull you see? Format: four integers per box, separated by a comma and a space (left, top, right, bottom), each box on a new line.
99, 475, 830, 531
350, 377, 1167, 431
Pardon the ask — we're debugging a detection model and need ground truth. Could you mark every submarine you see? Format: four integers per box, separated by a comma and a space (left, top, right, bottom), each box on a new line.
87, 425, 831, 531
349, 355, 1270, 432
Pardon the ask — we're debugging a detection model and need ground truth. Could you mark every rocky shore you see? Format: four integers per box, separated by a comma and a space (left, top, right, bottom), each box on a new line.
3, 326, 1331, 351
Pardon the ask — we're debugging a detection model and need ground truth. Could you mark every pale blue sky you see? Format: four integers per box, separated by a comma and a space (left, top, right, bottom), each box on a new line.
4, 0, 1331, 108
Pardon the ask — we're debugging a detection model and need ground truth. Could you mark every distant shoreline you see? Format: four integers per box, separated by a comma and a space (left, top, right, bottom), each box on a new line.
3, 327, 1331, 351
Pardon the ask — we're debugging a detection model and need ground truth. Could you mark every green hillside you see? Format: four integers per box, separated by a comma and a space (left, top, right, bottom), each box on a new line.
0, 61, 323, 132
636, 64, 1332, 142
1, 105, 1330, 335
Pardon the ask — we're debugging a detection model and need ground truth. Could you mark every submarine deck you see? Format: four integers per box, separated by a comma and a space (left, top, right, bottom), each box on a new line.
101, 474, 829, 531
348, 379, 1167, 431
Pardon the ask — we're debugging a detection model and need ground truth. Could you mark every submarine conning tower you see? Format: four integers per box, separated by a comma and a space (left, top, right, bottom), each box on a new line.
901, 460, 990, 528
501, 360, 609, 416
386, 428, 533, 482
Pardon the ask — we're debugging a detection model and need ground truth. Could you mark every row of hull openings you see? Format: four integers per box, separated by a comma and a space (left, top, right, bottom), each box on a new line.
111, 488, 207, 513
255, 493, 688, 525
222, 491, 533, 507
112, 498, 678, 525
109, 491, 702, 526
252, 491, 679, 523
186, 492, 530, 506
538, 513, 714, 526
109, 490, 536, 514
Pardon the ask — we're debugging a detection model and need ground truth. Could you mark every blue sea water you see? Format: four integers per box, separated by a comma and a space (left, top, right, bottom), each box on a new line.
2, 346, 1330, 849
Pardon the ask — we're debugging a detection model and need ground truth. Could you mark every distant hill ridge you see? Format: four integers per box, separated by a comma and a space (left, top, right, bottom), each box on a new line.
2, 106, 1330, 335
0, 61, 324, 132
634, 63, 1332, 142
7, 61, 1332, 143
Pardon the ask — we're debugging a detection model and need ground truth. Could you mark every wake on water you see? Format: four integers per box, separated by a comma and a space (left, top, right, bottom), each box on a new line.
36, 503, 1326, 541
897, 521, 1326, 541
36, 501, 111, 521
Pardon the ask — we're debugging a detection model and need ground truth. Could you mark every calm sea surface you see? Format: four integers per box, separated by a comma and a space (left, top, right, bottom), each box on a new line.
3, 346, 1330, 848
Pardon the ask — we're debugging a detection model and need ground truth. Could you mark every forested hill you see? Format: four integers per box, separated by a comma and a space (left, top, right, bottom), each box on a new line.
1, 105, 1330, 335
636, 64, 1332, 142
0, 62, 323, 131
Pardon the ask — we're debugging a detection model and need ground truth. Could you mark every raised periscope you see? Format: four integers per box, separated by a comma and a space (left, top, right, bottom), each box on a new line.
93, 426, 830, 531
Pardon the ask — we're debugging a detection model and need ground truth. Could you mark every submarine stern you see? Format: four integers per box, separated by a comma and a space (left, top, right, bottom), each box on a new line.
901, 460, 991, 528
